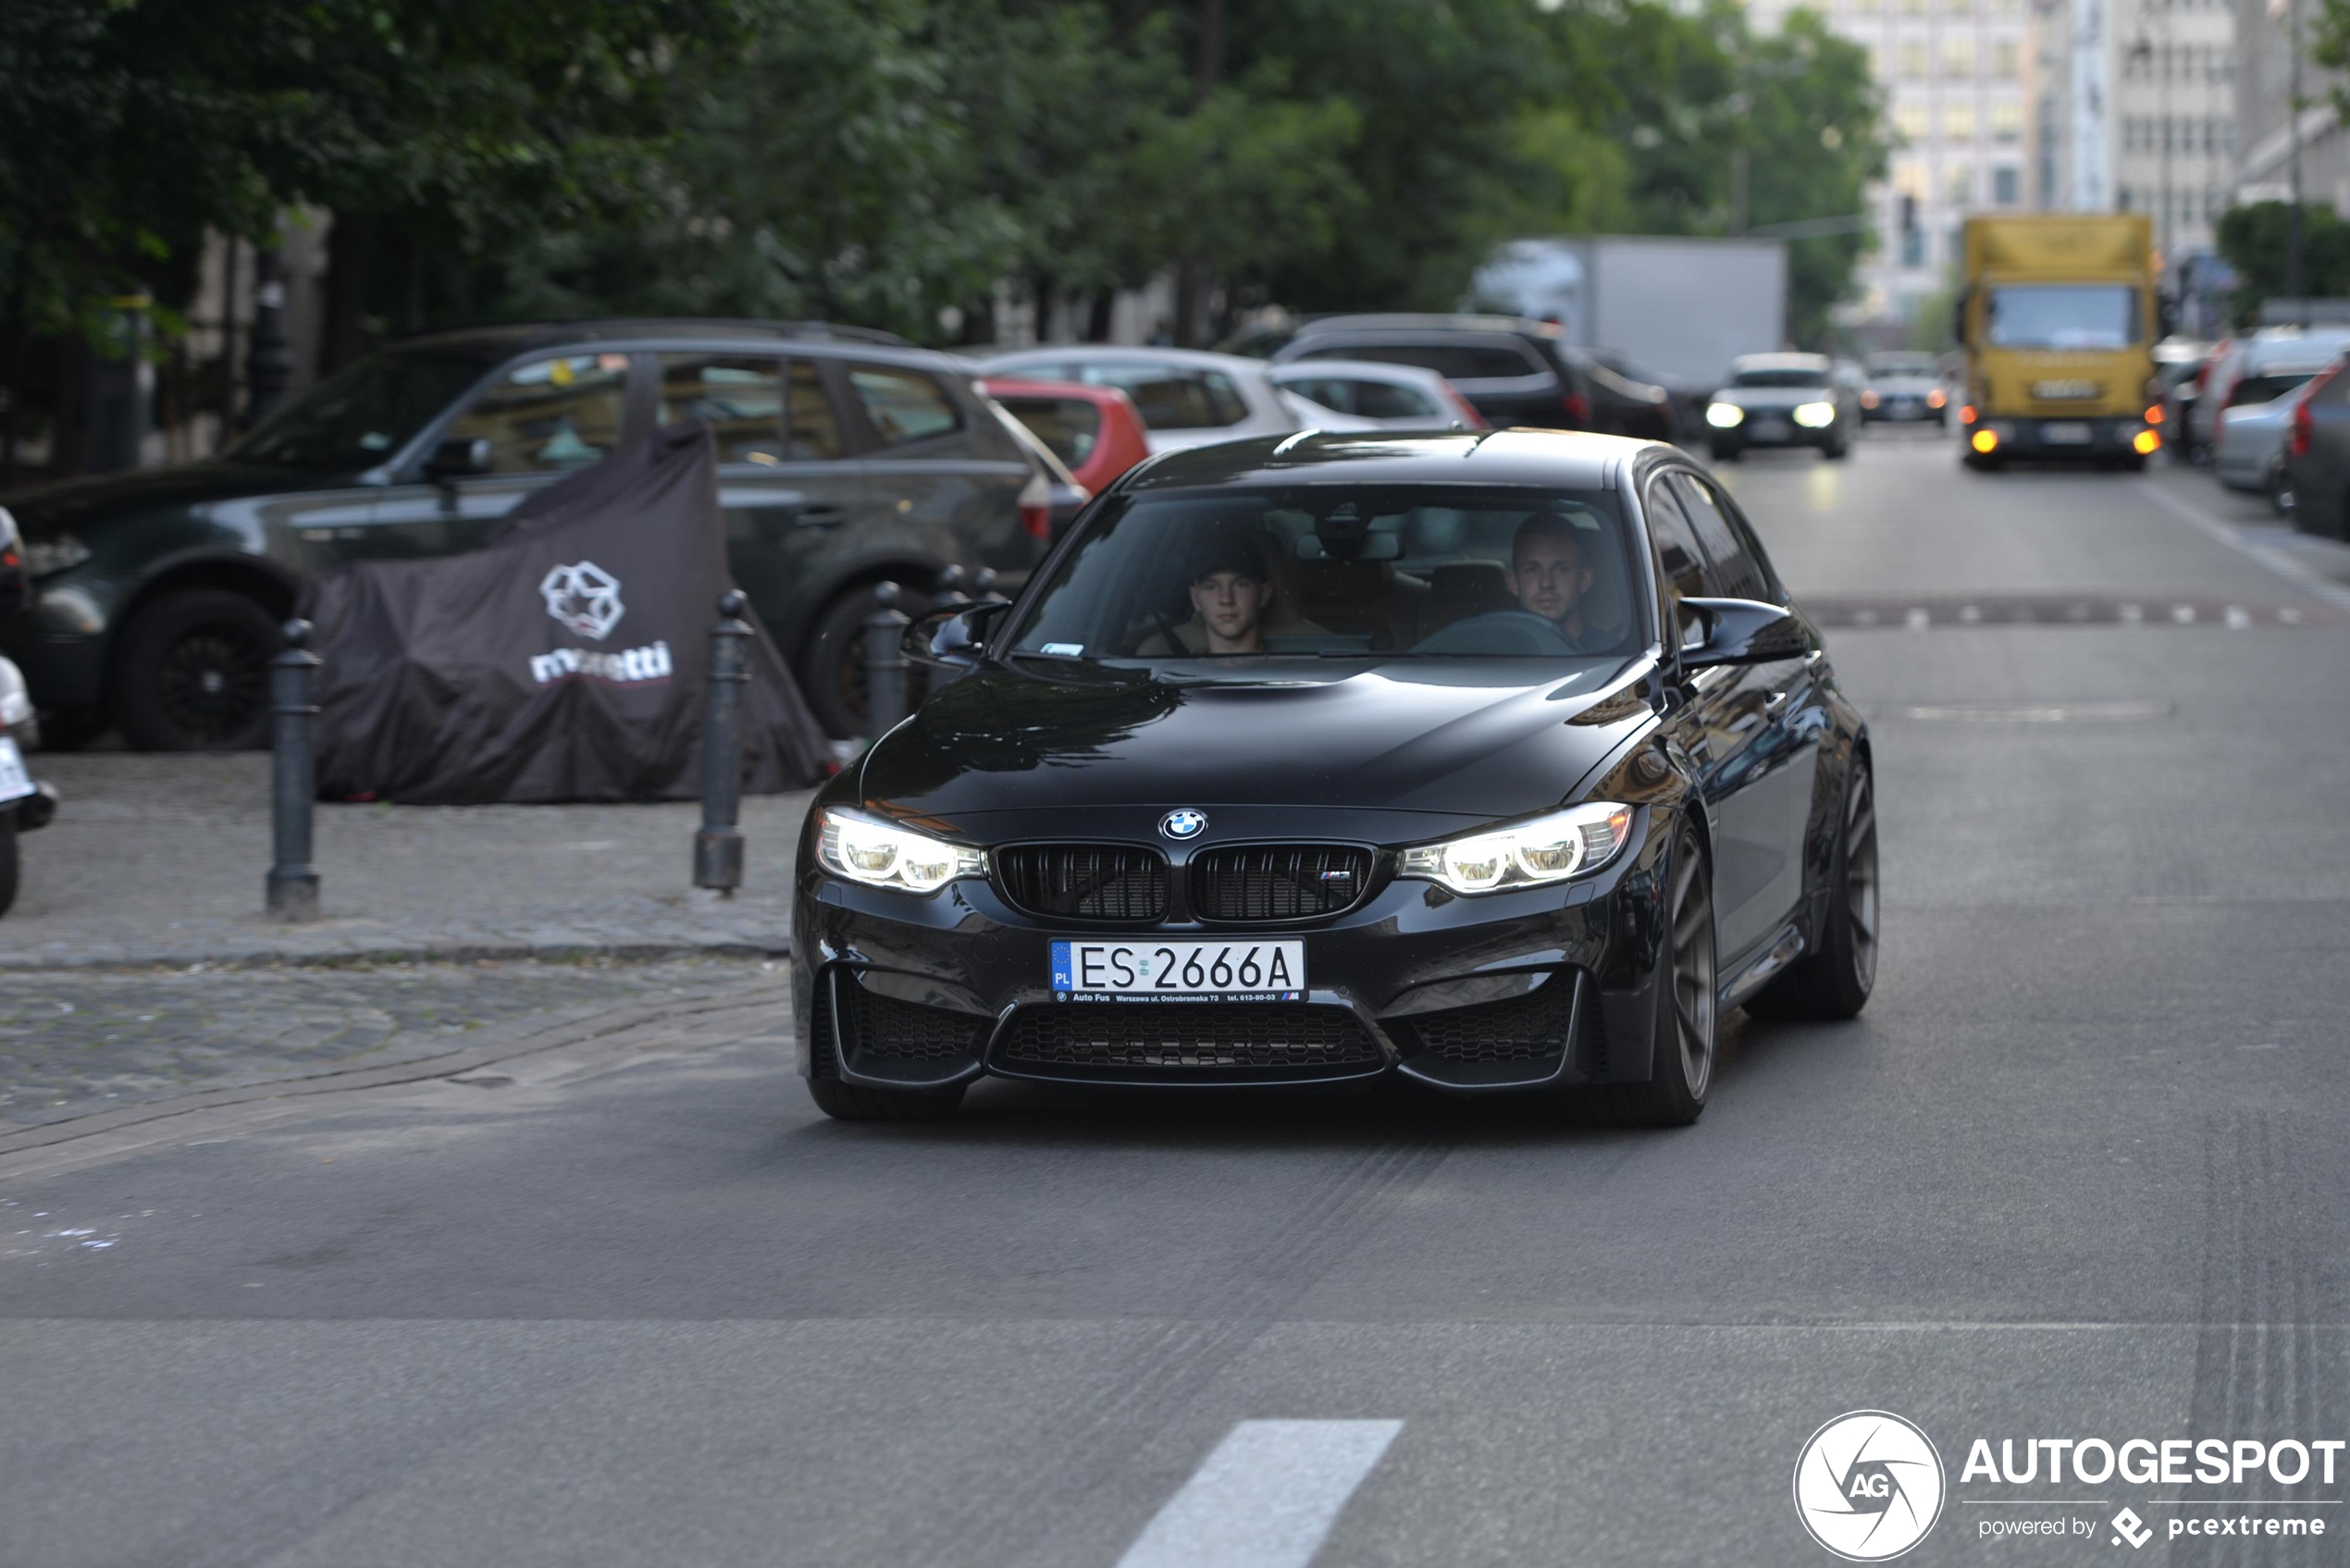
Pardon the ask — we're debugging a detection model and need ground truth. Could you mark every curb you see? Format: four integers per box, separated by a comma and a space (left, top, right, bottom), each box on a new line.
0, 936, 788, 974
0, 980, 790, 1176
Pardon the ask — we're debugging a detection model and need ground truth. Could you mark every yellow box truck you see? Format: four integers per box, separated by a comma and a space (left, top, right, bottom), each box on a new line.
1954, 214, 2166, 469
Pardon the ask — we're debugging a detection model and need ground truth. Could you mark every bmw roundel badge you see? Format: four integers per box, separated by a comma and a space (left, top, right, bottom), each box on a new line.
1160, 809, 1207, 841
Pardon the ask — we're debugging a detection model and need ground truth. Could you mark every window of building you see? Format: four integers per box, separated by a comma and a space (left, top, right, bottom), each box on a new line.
1896, 103, 1930, 142
1993, 166, 2020, 205
1943, 100, 1976, 140
1900, 42, 1929, 77
1942, 36, 1976, 77
1991, 101, 2023, 142
1903, 229, 1926, 266
1990, 40, 2020, 78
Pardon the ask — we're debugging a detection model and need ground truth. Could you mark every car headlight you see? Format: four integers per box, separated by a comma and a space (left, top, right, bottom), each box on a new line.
816, 806, 985, 894
20, 533, 92, 577
1705, 401, 1745, 428
1792, 401, 1837, 427
1399, 802, 1634, 895
0, 655, 31, 732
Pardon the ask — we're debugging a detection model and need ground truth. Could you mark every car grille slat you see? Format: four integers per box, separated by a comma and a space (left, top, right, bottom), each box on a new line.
996, 845, 1169, 922
998, 1003, 1379, 1077
1191, 845, 1373, 921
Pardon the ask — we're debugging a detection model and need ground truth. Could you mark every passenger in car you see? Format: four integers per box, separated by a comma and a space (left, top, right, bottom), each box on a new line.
1506, 515, 1612, 649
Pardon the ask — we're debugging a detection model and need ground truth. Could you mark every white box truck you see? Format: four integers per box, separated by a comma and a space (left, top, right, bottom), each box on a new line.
1468, 236, 1788, 391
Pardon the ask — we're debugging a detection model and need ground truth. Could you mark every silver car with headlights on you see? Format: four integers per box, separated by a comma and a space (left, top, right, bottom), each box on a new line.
1705, 353, 1853, 463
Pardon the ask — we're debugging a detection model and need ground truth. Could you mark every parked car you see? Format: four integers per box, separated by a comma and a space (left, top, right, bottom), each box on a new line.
1585, 347, 1700, 438
971, 346, 1305, 454
0, 319, 1056, 746
2283, 359, 2350, 540
1268, 314, 1608, 433
2155, 341, 2214, 460
982, 378, 1154, 500
1560, 346, 1676, 439
1267, 360, 1487, 429
1703, 353, 1855, 461
2212, 344, 2340, 513
1859, 352, 1948, 424
2191, 327, 2350, 462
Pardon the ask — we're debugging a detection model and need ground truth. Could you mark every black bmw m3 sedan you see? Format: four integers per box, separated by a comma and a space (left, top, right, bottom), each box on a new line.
793, 429, 1875, 1126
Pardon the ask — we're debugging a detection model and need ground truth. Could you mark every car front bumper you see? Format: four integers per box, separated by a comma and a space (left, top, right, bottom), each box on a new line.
790, 813, 1675, 1097
1972, 414, 2153, 458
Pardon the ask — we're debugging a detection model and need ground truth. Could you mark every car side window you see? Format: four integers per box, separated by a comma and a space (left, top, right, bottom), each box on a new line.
1643, 477, 1715, 647
1078, 364, 1244, 429
846, 364, 961, 447
1669, 474, 1773, 602
1352, 379, 1441, 419
657, 354, 783, 463
1283, 377, 1354, 414
785, 360, 845, 460
443, 353, 630, 473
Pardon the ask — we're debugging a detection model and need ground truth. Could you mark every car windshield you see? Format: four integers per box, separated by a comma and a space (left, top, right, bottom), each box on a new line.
1007, 484, 1647, 664
229, 348, 494, 470
1985, 285, 2141, 350
1732, 367, 1829, 389
2231, 372, 2319, 407
1867, 356, 1937, 377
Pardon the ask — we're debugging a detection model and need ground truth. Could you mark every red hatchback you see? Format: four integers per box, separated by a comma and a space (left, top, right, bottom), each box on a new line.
983, 378, 1155, 497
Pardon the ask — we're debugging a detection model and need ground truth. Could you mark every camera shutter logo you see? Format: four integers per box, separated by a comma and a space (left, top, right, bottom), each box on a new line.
1792, 1410, 1946, 1561
540, 561, 625, 641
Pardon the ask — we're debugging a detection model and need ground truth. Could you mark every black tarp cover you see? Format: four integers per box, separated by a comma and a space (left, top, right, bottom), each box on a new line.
306, 421, 828, 804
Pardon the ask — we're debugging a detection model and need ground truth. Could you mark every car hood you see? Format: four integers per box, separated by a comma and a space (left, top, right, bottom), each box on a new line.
3, 460, 370, 536
1715, 387, 1835, 412
858, 658, 1655, 836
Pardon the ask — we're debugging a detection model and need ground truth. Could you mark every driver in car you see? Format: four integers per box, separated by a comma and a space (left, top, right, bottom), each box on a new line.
1188, 537, 1276, 655
1506, 516, 1604, 650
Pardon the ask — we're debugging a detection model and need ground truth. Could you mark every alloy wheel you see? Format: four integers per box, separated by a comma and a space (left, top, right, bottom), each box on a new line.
156, 625, 271, 747
1669, 843, 1717, 1099
1844, 770, 1879, 992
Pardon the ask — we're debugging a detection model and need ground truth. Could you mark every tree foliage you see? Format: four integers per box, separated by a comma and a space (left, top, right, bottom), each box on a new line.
2216, 202, 2350, 327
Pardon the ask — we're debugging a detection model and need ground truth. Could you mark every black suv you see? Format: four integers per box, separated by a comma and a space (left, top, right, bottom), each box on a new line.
1268, 314, 1673, 437
1, 320, 1046, 747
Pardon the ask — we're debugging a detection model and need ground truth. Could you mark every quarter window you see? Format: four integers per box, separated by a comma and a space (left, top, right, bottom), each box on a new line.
657, 354, 784, 463
1642, 479, 1714, 641
444, 353, 630, 474
847, 365, 961, 446
1074, 364, 1250, 429
1669, 474, 1775, 602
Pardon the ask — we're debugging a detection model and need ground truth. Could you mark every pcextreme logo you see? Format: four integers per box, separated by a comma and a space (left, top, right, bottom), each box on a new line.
1794, 1411, 1948, 1562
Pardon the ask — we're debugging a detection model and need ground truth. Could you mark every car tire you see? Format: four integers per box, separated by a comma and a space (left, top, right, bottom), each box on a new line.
1710, 443, 1743, 463
802, 583, 935, 740
0, 813, 16, 918
1746, 759, 1877, 1022
110, 589, 280, 752
2270, 463, 2297, 517
1824, 438, 1851, 462
1572, 821, 1714, 1127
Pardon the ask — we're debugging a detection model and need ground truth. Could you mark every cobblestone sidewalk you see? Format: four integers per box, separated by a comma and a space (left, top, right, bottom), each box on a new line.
0, 957, 779, 1128
1, 753, 819, 969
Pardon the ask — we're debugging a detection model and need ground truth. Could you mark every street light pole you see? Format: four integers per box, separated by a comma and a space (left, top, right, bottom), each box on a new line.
2288, 0, 2307, 324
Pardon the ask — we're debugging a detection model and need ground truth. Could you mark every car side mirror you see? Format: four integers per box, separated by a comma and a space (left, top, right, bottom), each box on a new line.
906, 599, 1013, 668
423, 437, 492, 480
1678, 596, 1809, 669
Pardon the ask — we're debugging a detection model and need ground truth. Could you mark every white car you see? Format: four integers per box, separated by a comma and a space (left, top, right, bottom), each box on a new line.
2213, 344, 2342, 512
2192, 327, 2350, 458
1268, 360, 1486, 430
971, 346, 1317, 453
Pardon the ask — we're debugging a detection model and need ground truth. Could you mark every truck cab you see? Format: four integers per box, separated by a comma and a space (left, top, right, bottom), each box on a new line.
1954, 215, 2165, 470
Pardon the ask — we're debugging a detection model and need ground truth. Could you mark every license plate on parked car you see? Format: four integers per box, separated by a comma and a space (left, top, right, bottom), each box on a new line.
0, 736, 32, 805
1051, 939, 1305, 1002
2042, 422, 2093, 445
1751, 419, 1792, 441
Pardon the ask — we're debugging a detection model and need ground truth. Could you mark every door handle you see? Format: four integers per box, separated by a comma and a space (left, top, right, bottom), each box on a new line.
792, 507, 847, 529
1763, 688, 1793, 719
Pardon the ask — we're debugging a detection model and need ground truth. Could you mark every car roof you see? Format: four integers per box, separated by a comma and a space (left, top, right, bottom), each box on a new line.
390, 318, 915, 358
1118, 427, 1657, 492
976, 344, 1273, 375
1292, 313, 1559, 340
1266, 359, 1448, 386
1731, 352, 1830, 371
981, 376, 1142, 409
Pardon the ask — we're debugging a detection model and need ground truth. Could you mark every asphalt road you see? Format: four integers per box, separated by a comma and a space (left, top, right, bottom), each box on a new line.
7, 431, 2350, 1568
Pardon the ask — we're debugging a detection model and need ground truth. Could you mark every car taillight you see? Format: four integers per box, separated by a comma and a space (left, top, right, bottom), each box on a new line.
1563, 390, 1591, 426
1018, 473, 1053, 541
1926, 388, 1947, 409
1442, 385, 1488, 429
2145, 404, 2163, 425
1959, 404, 1977, 425
2293, 364, 2342, 456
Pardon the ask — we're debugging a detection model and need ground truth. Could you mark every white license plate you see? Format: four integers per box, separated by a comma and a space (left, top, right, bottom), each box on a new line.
1051, 939, 1305, 1002
0, 736, 31, 805
2042, 422, 2093, 445
1751, 419, 1792, 441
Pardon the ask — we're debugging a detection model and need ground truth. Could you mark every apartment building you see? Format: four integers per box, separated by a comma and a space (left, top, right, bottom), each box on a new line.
2039, 0, 2237, 256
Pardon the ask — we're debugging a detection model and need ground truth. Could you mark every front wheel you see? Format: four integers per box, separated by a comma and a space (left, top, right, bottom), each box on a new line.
1749, 760, 1877, 1020
1823, 438, 1851, 462
1574, 822, 1715, 1126
110, 588, 280, 751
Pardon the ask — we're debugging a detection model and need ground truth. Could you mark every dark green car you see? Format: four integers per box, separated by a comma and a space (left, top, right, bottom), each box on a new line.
0, 319, 1049, 748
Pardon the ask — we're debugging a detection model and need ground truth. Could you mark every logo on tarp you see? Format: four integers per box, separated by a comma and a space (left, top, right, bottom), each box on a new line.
540, 561, 625, 640
1793, 1411, 1946, 1561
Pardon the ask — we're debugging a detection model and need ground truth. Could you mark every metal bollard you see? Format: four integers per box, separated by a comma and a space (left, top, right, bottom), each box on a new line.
971, 566, 1006, 602
694, 589, 754, 894
863, 581, 910, 736
266, 618, 321, 921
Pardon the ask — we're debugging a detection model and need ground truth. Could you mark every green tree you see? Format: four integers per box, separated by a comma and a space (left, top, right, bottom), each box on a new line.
2216, 201, 2350, 326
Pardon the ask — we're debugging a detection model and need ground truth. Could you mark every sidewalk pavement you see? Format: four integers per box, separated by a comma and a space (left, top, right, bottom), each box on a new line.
0, 754, 820, 970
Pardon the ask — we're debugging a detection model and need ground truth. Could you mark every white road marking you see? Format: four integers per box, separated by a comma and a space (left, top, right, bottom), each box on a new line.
1115, 1420, 1403, 1568
1904, 607, 1930, 630
2280, 606, 2304, 623
2119, 602, 2144, 623
1959, 604, 1983, 623
2171, 603, 2195, 623
2226, 605, 2252, 629
2138, 480, 2350, 613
